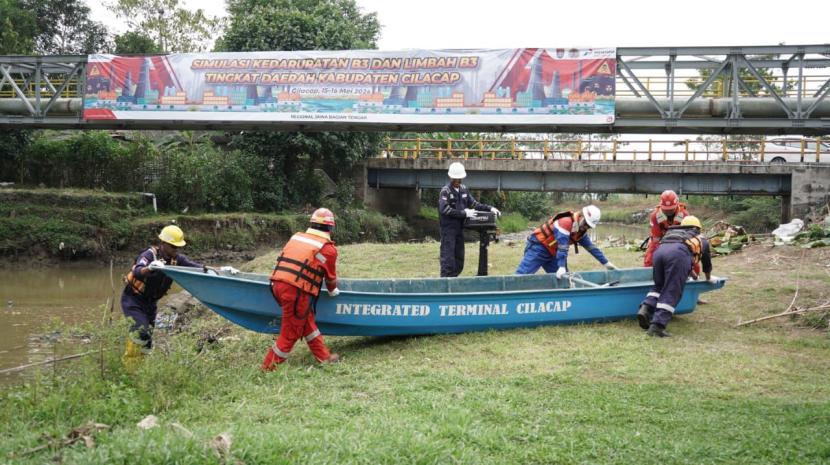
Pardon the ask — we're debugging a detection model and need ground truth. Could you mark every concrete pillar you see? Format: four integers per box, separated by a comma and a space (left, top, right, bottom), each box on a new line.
781, 195, 792, 224
363, 187, 421, 219
789, 166, 830, 221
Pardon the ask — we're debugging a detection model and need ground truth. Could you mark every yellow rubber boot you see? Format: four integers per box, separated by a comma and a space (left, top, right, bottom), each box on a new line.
122, 339, 144, 372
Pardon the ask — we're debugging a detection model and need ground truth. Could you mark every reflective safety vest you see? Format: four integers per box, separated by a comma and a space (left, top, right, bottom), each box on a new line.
124, 246, 177, 300
661, 226, 704, 268
654, 203, 688, 231
533, 211, 586, 256
270, 232, 330, 296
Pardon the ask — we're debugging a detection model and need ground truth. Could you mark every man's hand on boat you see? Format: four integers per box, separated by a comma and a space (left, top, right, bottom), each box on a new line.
604, 262, 618, 270
464, 208, 478, 218
148, 260, 165, 271
328, 288, 340, 297
556, 267, 567, 279
490, 207, 501, 217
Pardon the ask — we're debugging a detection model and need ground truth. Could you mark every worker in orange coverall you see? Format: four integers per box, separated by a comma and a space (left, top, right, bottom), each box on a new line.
261, 208, 341, 370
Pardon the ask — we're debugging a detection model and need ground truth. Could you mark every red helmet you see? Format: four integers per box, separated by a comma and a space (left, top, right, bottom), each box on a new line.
310, 208, 335, 226
660, 190, 679, 212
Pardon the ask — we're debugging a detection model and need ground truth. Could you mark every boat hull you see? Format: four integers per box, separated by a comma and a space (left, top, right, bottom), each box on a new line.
160, 266, 726, 336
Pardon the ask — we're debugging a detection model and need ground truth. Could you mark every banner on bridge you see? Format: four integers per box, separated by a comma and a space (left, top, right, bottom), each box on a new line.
83, 48, 615, 125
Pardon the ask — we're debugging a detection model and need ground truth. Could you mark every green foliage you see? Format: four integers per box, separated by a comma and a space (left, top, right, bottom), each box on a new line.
218, 0, 380, 51
114, 31, 161, 54
151, 145, 256, 212
108, 0, 224, 52
687, 195, 780, 233
331, 208, 410, 244
216, 0, 383, 211
0, 0, 38, 54
24, 0, 110, 54
497, 212, 529, 233
418, 206, 439, 221
502, 191, 550, 221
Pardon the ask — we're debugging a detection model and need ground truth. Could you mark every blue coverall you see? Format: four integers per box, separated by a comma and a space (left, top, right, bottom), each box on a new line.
641, 229, 712, 329
515, 224, 608, 275
121, 247, 201, 349
438, 182, 492, 277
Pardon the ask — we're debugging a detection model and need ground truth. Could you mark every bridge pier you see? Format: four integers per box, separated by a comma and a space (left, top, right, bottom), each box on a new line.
789, 166, 830, 222
352, 163, 421, 219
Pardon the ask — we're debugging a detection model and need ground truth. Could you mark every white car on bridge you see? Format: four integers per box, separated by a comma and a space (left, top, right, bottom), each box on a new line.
763, 137, 830, 164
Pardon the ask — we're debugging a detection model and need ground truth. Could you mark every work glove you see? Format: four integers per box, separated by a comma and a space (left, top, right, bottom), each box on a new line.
604, 262, 618, 270
149, 259, 165, 270
464, 208, 477, 218
490, 207, 501, 217
220, 266, 240, 275
328, 288, 341, 297
555, 267, 567, 279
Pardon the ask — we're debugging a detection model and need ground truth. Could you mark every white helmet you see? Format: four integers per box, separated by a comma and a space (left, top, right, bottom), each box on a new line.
582, 205, 601, 228
447, 162, 467, 179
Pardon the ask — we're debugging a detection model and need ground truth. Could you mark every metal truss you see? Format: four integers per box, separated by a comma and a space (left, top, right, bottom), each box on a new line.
616, 45, 830, 134
0, 55, 86, 123
1, 45, 830, 134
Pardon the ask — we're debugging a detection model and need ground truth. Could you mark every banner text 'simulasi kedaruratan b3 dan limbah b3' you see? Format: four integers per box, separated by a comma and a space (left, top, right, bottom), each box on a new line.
83, 48, 615, 126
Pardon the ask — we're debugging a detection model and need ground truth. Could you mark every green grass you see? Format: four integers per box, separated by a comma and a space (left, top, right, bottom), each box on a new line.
1, 242, 829, 464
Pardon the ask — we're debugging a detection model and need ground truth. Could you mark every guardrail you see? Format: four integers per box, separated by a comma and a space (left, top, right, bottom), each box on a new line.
381, 137, 830, 163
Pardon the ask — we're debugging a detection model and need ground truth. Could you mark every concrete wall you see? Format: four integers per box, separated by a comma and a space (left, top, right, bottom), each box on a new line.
789, 166, 830, 221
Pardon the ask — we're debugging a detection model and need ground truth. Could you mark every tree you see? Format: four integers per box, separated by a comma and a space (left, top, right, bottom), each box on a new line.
114, 31, 162, 54
218, 0, 380, 51
217, 0, 383, 212
0, 0, 38, 54
25, 0, 111, 54
107, 0, 224, 53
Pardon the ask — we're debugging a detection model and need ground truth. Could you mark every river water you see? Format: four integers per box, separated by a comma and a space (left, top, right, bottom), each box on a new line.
0, 264, 120, 380
0, 223, 649, 380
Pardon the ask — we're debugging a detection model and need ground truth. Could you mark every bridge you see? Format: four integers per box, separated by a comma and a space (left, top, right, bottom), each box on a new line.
2, 45, 830, 134
356, 138, 830, 221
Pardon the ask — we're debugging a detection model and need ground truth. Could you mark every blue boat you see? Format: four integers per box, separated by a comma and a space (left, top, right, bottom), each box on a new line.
160, 266, 726, 336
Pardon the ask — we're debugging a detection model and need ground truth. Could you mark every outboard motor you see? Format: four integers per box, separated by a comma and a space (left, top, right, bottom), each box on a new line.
463, 211, 500, 276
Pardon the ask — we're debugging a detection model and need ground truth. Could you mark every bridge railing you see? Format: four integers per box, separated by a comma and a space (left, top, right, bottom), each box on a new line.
381, 137, 830, 163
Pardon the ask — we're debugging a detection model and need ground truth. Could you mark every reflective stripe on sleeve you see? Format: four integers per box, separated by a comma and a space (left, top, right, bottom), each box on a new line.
656, 303, 675, 313
305, 329, 321, 342
315, 252, 327, 264
292, 235, 325, 250
647, 292, 660, 298
272, 343, 291, 359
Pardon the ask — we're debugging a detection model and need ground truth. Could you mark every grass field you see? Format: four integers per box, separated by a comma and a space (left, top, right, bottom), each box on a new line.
1, 239, 829, 464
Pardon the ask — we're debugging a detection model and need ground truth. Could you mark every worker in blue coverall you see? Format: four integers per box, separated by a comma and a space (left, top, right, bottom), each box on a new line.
637, 215, 714, 337
438, 162, 501, 277
515, 205, 617, 277
121, 225, 215, 363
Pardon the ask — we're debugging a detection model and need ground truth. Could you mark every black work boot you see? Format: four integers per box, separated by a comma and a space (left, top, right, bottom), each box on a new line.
637, 304, 655, 330
647, 323, 671, 338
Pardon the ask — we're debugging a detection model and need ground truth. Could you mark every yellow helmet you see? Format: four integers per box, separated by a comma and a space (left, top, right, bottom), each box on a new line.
680, 215, 702, 229
158, 225, 186, 247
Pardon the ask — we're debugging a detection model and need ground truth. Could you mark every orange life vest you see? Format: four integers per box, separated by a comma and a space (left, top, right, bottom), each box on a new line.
124, 246, 177, 299
270, 232, 330, 296
654, 203, 688, 231
533, 211, 587, 255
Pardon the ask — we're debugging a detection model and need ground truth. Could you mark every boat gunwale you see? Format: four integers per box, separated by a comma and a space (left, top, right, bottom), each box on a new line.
163, 266, 726, 298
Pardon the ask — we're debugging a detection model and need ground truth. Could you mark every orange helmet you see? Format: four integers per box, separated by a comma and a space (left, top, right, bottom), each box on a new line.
310, 208, 335, 227
660, 190, 679, 212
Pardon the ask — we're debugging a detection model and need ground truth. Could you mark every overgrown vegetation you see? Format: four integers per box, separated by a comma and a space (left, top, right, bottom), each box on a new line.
0, 189, 410, 260
1, 241, 828, 464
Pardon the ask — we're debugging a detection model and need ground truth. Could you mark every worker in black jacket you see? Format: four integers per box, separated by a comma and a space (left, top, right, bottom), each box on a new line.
438, 162, 500, 277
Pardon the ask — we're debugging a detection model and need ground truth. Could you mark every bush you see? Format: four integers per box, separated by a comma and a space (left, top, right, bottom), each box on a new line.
498, 212, 530, 233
